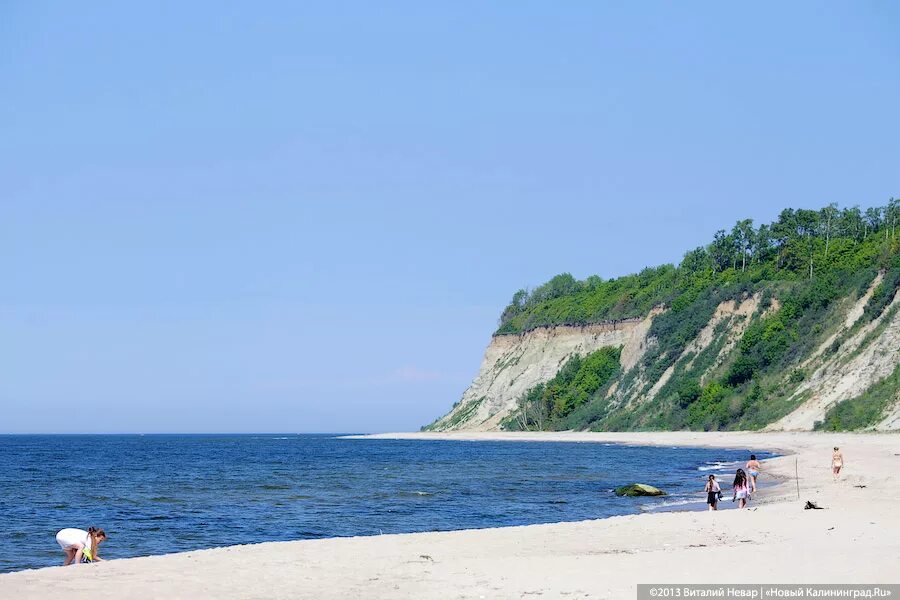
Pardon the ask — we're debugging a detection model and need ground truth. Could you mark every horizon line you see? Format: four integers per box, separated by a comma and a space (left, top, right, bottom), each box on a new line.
0, 431, 386, 436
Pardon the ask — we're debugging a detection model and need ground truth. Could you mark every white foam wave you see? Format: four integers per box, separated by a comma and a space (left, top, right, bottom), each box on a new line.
641, 497, 700, 510
698, 461, 738, 472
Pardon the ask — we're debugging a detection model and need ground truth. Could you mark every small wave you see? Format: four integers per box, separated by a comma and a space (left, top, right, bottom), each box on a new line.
698, 461, 738, 472
641, 497, 699, 510
149, 496, 183, 503
547, 499, 568, 504
260, 484, 292, 490
398, 490, 434, 497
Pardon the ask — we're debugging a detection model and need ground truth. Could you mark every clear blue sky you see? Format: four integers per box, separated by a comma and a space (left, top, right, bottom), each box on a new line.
2, 2, 898, 433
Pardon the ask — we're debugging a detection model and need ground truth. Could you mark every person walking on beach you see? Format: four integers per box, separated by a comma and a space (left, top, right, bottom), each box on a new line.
56, 527, 106, 565
704, 474, 721, 511
732, 469, 750, 509
832, 447, 844, 482
745, 454, 761, 493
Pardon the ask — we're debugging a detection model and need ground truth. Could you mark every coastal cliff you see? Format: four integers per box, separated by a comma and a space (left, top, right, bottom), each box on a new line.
428, 202, 900, 432
426, 317, 654, 431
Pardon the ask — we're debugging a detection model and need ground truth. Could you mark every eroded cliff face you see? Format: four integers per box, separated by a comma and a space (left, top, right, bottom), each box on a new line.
636, 294, 763, 406
426, 316, 656, 431
430, 274, 900, 432
768, 287, 900, 431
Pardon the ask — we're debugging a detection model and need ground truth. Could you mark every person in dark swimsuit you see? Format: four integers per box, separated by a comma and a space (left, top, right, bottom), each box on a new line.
704, 474, 721, 511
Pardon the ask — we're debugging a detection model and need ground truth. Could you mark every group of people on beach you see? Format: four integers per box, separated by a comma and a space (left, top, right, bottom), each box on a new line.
703, 454, 762, 511
702, 446, 845, 511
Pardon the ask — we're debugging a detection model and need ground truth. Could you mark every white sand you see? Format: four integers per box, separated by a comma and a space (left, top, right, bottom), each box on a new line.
3, 432, 899, 599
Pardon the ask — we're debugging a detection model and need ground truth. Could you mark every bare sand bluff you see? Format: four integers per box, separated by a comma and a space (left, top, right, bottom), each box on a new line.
2, 432, 898, 599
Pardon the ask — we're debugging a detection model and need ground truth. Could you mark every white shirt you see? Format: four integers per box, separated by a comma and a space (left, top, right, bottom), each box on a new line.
56, 528, 92, 551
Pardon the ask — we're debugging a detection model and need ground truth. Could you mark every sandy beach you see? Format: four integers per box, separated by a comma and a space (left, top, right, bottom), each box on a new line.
2, 431, 898, 599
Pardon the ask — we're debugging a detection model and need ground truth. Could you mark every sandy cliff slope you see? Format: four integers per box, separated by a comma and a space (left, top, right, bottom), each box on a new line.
769, 289, 900, 431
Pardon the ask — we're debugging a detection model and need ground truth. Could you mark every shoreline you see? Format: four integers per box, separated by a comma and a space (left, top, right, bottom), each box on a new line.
346, 431, 796, 510
2, 431, 898, 599
348, 431, 809, 503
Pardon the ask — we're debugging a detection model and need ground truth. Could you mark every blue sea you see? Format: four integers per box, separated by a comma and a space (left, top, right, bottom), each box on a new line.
0, 435, 774, 573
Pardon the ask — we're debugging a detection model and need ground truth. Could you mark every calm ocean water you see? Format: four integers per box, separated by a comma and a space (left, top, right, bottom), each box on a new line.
0, 435, 773, 573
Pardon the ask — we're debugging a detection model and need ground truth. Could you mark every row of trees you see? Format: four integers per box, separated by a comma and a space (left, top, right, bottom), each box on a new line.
690, 201, 899, 276
499, 201, 898, 329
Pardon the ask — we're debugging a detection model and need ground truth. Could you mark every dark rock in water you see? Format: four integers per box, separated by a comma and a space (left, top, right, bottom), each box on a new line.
614, 483, 666, 497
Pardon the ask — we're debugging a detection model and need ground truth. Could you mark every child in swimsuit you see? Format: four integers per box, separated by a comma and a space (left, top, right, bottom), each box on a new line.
704, 474, 721, 511
745, 454, 761, 493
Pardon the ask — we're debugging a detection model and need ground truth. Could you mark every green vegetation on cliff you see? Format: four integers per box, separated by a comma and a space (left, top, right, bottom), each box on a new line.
501, 348, 620, 431
498, 201, 900, 432
499, 202, 899, 335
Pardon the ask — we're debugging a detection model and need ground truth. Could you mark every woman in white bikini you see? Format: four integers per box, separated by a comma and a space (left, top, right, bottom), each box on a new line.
56, 527, 107, 565
745, 454, 761, 493
832, 447, 844, 482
